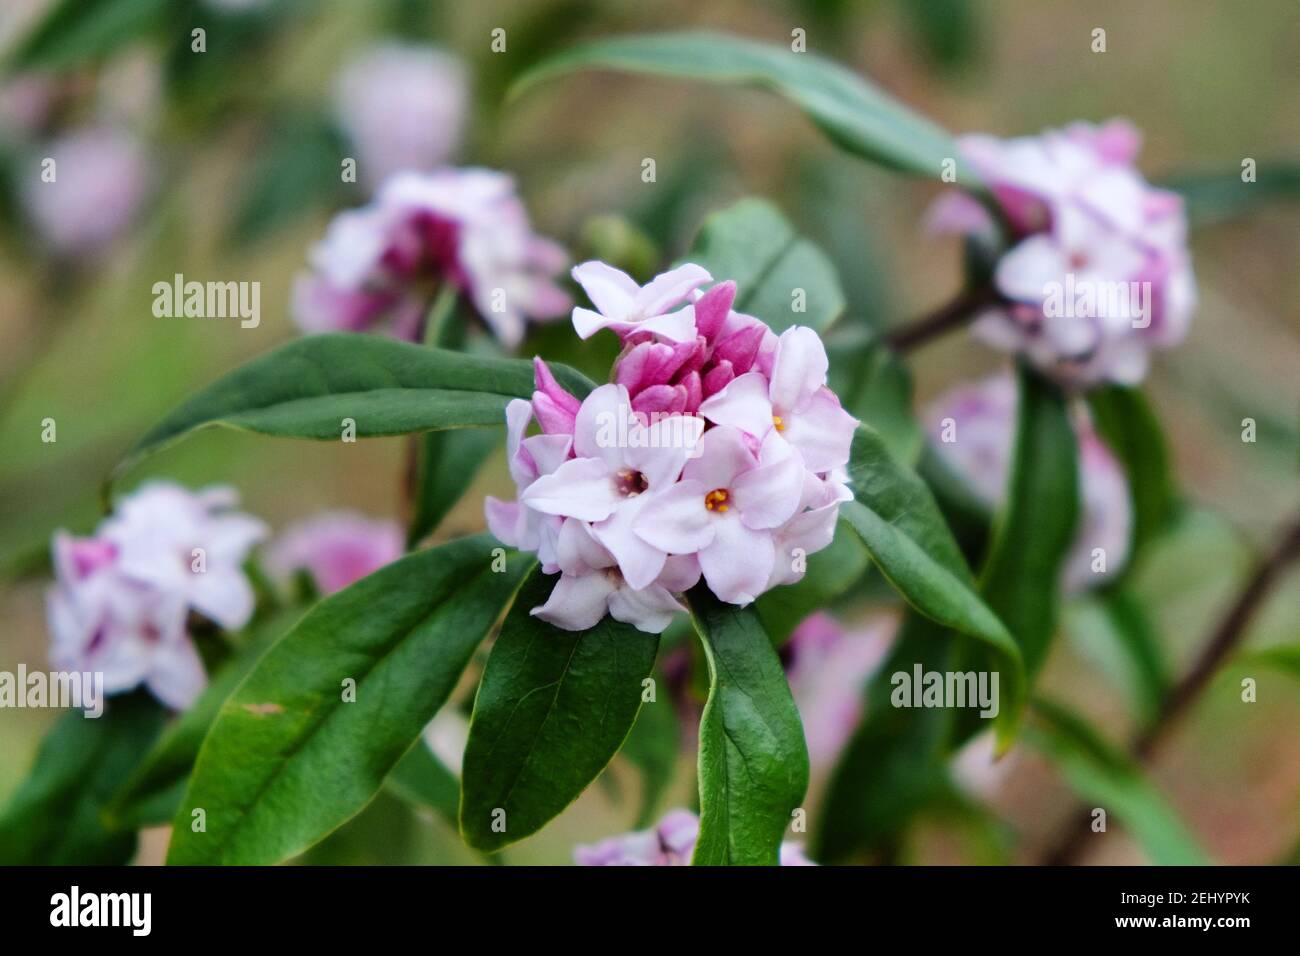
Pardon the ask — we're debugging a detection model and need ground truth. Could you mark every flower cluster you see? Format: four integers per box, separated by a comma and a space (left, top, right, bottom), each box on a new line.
573, 809, 815, 866
485, 263, 858, 634
932, 118, 1195, 387
46, 482, 267, 710
292, 168, 570, 346
334, 42, 467, 190
265, 511, 402, 597
924, 372, 1132, 592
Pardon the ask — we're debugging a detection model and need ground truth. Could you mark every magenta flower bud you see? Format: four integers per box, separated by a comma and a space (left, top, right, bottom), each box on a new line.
678, 370, 703, 413
693, 280, 736, 340
712, 323, 765, 374
533, 357, 581, 414
632, 384, 687, 417
531, 392, 576, 436
702, 360, 735, 398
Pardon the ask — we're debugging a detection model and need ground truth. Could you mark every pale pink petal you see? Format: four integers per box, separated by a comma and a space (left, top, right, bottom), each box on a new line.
656, 554, 702, 593
607, 583, 684, 634
555, 518, 615, 575
769, 327, 829, 416
522, 457, 619, 521
732, 454, 804, 530
573, 383, 633, 467
682, 425, 757, 491
632, 480, 713, 554
636, 263, 712, 316
698, 517, 775, 605
571, 260, 640, 317
782, 387, 857, 473
590, 496, 667, 590
531, 571, 617, 631
697, 372, 774, 440
146, 638, 208, 711
633, 305, 698, 343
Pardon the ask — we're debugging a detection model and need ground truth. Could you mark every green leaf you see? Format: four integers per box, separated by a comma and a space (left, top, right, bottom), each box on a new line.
459, 567, 660, 852
1028, 699, 1209, 865
827, 335, 923, 465
839, 423, 1023, 741
1163, 162, 1300, 226
979, 367, 1079, 677
1234, 644, 1300, 682
4, 0, 172, 72
387, 737, 462, 832
408, 427, 501, 547
754, 517, 871, 644
687, 587, 809, 865
618, 674, 681, 828
1086, 385, 1176, 573
107, 608, 303, 829
0, 692, 165, 865
896, 0, 981, 72
166, 536, 530, 865
815, 613, 956, 863
115, 335, 594, 482
514, 32, 974, 186
679, 197, 846, 333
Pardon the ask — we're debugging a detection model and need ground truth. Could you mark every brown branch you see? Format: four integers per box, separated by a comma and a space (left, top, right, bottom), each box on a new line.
1040, 510, 1300, 865
881, 284, 1000, 354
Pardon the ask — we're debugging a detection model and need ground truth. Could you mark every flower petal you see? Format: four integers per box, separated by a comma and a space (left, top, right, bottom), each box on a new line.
769, 326, 829, 416
697, 372, 774, 440
698, 516, 775, 605
632, 479, 713, 554
521, 457, 618, 521
781, 387, 857, 473
531, 571, 617, 631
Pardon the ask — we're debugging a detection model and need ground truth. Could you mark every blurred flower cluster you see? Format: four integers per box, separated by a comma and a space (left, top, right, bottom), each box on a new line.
574, 808, 814, 866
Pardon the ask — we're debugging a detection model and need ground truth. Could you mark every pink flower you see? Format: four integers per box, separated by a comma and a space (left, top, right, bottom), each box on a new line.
487, 266, 857, 631
699, 326, 857, 473
924, 372, 1132, 592
46, 482, 267, 710
570, 261, 711, 342
335, 43, 467, 190
785, 613, 895, 768
636, 426, 806, 605
521, 384, 704, 589
573, 809, 815, 865
292, 168, 570, 346
266, 511, 403, 596
22, 126, 151, 257
932, 118, 1195, 387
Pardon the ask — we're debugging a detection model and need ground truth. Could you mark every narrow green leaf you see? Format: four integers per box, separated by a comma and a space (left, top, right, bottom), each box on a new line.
980, 368, 1079, 677
687, 587, 809, 865
107, 607, 303, 828
840, 424, 1022, 739
1029, 698, 1209, 865
618, 676, 681, 828
459, 568, 660, 852
679, 197, 846, 333
387, 737, 462, 832
0, 692, 165, 865
1087, 385, 1176, 572
1234, 644, 1300, 682
408, 427, 501, 547
513, 32, 975, 186
5, 0, 171, 72
1163, 162, 1300, 226
166, 536, 530, 865
115, 335, 593, 482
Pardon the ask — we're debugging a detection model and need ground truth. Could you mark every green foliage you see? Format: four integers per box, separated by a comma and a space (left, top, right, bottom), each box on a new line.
166, 537, 529, 864
687, 587, 808, 865
515, 32, 976, 186
460, 567, 660, 852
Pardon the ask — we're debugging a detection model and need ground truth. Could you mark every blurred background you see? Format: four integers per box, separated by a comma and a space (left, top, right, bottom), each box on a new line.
0, 0, 1296, 864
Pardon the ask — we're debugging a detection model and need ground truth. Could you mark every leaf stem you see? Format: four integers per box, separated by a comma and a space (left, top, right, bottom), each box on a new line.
1039, 509, 1300, 865
881, 284, 1000, 354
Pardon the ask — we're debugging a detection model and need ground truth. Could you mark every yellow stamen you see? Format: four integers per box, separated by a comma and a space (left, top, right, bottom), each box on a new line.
772, 415, 785, 432
704, 488, 731, 513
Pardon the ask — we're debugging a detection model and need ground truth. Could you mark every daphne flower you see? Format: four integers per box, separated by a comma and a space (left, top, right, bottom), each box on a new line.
530, 520, 699, 634
521, 384, 704, 589
574, 809, 815, 865
932, 118, 1195, 387
699, 326, 857, 473
266, 511, 402, 596
46, 482, 266, 710
570, 261, 711, 342
334, 43, 467, 190
924, 372, 1132, 592
292, 168, 569, 346
635, 426, 806, 605
22, 126, 151, 258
